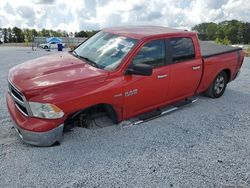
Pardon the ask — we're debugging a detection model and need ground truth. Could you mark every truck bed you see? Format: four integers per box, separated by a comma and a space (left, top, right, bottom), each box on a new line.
200, 41, 242, 58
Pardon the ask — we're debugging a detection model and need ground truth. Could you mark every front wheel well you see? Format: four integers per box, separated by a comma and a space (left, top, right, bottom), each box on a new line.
64, 103, 118, 130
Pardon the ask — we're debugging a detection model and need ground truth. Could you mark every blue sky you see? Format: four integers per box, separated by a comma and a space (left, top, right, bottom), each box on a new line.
0, 0, 249, 32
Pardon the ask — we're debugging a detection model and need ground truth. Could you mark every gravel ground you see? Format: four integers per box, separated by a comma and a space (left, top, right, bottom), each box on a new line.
0, 46, 249, 188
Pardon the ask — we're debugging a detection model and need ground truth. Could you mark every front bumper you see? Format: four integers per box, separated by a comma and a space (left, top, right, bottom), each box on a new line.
6, 93, 64, 146
13, 122, 64, 146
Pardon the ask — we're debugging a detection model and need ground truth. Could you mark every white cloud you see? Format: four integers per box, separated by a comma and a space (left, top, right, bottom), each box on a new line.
0, 0, 249, 32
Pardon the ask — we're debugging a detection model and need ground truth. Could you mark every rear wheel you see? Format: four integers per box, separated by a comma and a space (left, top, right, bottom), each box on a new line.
44, 46, 48, 49
205, 71, 228, 98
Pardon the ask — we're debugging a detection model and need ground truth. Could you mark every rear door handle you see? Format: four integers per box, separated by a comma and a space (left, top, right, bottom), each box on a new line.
192, 66, 201, 70
157, 74, 168, 79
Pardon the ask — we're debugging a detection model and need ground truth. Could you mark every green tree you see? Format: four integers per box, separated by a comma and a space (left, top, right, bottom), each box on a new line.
23, 29, 32, 42
40, 29, 50, 37
223, 37, 231, 45
206, 23, 218, 40
192, 23, 211, 40
75, 31, 88, 37
192, 22, 218, 41
3, 28, 8, 43
86, 30, 99, 37
12, 27, 24, 42
220, 20, 241, 44
7, 28, 13, 42
0, 28, 2, 43
192, 20, 250, 44
62, 30, 68, 37
241, 22, 250, 44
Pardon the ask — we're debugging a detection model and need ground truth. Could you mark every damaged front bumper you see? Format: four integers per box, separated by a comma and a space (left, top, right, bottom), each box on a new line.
6, 93, 64, 146
12, 122, 64, 146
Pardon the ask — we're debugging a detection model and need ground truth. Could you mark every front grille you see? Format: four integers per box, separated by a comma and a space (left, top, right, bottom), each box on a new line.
8, 81, 29, 116
9, 85, 23, 102
15, 103, 28, 115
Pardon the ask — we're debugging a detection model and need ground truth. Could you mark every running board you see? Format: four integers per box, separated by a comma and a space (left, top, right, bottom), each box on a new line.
121, 98, 198, 128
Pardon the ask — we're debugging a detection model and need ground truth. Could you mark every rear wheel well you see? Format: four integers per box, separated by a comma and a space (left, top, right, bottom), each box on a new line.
223, 69, 231, 83
64, 104, 118, 130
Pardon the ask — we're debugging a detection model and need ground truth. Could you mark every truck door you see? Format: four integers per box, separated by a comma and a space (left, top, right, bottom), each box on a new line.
166, 37, 203, 101
123, 39, 170, 119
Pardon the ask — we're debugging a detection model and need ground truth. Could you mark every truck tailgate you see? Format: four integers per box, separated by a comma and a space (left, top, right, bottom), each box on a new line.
200, 41, 242, 58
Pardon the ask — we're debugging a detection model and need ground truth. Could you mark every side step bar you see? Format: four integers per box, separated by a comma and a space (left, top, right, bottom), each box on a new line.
122, 98, 198, 128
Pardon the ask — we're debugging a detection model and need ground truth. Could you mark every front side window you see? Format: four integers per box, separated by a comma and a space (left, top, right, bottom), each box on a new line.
74, 31, 138, 71
170, 38, 195, 63
132, 40, 166, 68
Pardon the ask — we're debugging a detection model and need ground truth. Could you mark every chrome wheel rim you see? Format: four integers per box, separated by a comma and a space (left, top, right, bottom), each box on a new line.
214, 75, 225, 94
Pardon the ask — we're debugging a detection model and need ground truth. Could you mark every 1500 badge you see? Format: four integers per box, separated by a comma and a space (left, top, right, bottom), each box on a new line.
125, 89, 138, 97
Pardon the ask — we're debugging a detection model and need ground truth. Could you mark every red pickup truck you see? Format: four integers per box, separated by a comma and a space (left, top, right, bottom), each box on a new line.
6, 26, 244, 146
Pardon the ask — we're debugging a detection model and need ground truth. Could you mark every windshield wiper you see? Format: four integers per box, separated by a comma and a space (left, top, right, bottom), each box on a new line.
78, 55, 101, 68
71, 51, 101, 69
72, 50, 79, 57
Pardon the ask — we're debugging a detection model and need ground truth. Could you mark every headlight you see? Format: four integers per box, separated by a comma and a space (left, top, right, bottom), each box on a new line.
29, 102, 64, 119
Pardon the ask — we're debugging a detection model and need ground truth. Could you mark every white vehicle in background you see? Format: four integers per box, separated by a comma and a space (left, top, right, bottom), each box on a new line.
39, 37, 65, 49
39, 42, 65, 49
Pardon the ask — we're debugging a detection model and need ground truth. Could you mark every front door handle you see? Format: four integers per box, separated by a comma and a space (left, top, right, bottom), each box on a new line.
192, 66, 201, 70
157, 74, 168, 79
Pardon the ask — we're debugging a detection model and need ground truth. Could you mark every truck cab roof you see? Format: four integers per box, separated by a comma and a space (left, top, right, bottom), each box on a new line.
103, 25, 196, 39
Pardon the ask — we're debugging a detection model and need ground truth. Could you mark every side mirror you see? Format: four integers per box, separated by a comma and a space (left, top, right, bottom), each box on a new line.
126, 63, 153, 76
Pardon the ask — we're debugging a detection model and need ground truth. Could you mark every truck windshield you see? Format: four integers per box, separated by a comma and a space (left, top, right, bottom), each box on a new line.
73, 31, 138, 71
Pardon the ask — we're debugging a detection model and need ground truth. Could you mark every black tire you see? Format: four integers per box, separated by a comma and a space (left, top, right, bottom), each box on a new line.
44, 46, 48, 49
205, 71, 228, 98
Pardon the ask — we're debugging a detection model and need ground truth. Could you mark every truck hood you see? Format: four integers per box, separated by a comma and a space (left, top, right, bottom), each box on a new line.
9, 52, 109, 94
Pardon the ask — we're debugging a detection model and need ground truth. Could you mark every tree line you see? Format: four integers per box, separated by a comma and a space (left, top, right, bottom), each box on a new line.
192, 20, 250, 45
1, 20, 250, 45
0, 27, 98, 43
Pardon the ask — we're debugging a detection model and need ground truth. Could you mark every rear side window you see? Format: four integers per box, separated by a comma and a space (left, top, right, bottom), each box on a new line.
132, 40, 166, 68
170, 38, 195, 63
